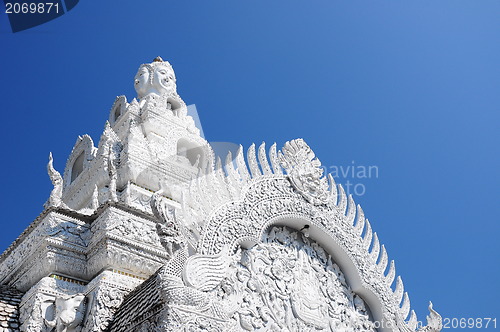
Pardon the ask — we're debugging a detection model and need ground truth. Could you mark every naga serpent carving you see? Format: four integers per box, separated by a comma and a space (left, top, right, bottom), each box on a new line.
150, 191, 232, 323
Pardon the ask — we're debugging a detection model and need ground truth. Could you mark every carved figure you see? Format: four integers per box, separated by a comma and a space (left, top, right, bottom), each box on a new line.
290, 251, 328, 329
134, 56, 177, 99
150, 190, 184, 257
44, 293, 85, 332
221, 226, 376, 332
134, 65, 150, 99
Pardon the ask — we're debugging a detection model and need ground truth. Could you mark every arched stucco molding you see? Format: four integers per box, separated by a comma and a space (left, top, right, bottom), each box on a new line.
189, 139, 441, 332
109, 95, 128, 125
197, 176, 399, 329
62, 135, 96, 191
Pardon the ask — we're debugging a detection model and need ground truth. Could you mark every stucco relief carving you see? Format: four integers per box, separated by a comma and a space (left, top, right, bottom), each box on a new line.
100, 242, 163, 276
43, 293, 86, 332
3, 59, 444, 332
86, 207, 167, 279
19, 277, 86, 332
127, 188, 154, 214
107, 217, 160, 248
0, 213, 90, 285
150, 192, 234, 330
219, 226, 376, 331
162, 138, 442, 332
83, 285, 126, 332
20, 292, 52, 332
151, 191, 375, 331
107, 148, 118, 203
279, 139, 330, 205
46, 219, 90, 248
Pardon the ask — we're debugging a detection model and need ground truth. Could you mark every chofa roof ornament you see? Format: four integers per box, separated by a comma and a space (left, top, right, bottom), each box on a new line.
279, 138, 330, 205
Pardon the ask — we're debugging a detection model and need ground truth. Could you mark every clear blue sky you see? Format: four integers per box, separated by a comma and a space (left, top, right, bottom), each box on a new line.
1, 1, 498, 329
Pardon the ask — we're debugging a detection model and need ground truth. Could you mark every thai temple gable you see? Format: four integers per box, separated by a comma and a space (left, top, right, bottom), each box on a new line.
0, 57, 443, 332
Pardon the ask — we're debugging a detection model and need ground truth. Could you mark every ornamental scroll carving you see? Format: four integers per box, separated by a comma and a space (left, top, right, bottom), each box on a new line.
83, 285, 127, 332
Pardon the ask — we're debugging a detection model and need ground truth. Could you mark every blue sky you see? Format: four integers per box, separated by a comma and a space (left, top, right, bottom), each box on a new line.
1, 1, 499, 329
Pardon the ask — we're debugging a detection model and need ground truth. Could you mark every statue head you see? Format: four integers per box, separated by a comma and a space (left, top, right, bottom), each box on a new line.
134, 56, 177, 99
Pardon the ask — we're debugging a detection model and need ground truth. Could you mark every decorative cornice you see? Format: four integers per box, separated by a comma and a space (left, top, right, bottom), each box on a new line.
0, 207, 90, 264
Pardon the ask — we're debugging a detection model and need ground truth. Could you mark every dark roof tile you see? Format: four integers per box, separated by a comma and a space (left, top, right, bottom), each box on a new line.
107, 269, 164, 332
0, 286, 23, 332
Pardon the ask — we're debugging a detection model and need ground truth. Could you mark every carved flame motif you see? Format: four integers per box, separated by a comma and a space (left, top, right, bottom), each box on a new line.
290, 251, 328, 329
279, 139, 329, 205
45, 152, 67, 209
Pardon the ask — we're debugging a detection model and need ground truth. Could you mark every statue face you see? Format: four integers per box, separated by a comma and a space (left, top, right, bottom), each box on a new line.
134, 61, 176, 98
134, 66, 150, 98
152, 66, 175, 95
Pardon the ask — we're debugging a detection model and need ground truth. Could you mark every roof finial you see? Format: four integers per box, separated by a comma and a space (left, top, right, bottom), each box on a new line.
153, 56, 164, 62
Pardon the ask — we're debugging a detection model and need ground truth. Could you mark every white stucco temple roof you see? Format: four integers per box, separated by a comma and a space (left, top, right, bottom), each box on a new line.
0, 57, 442, 332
